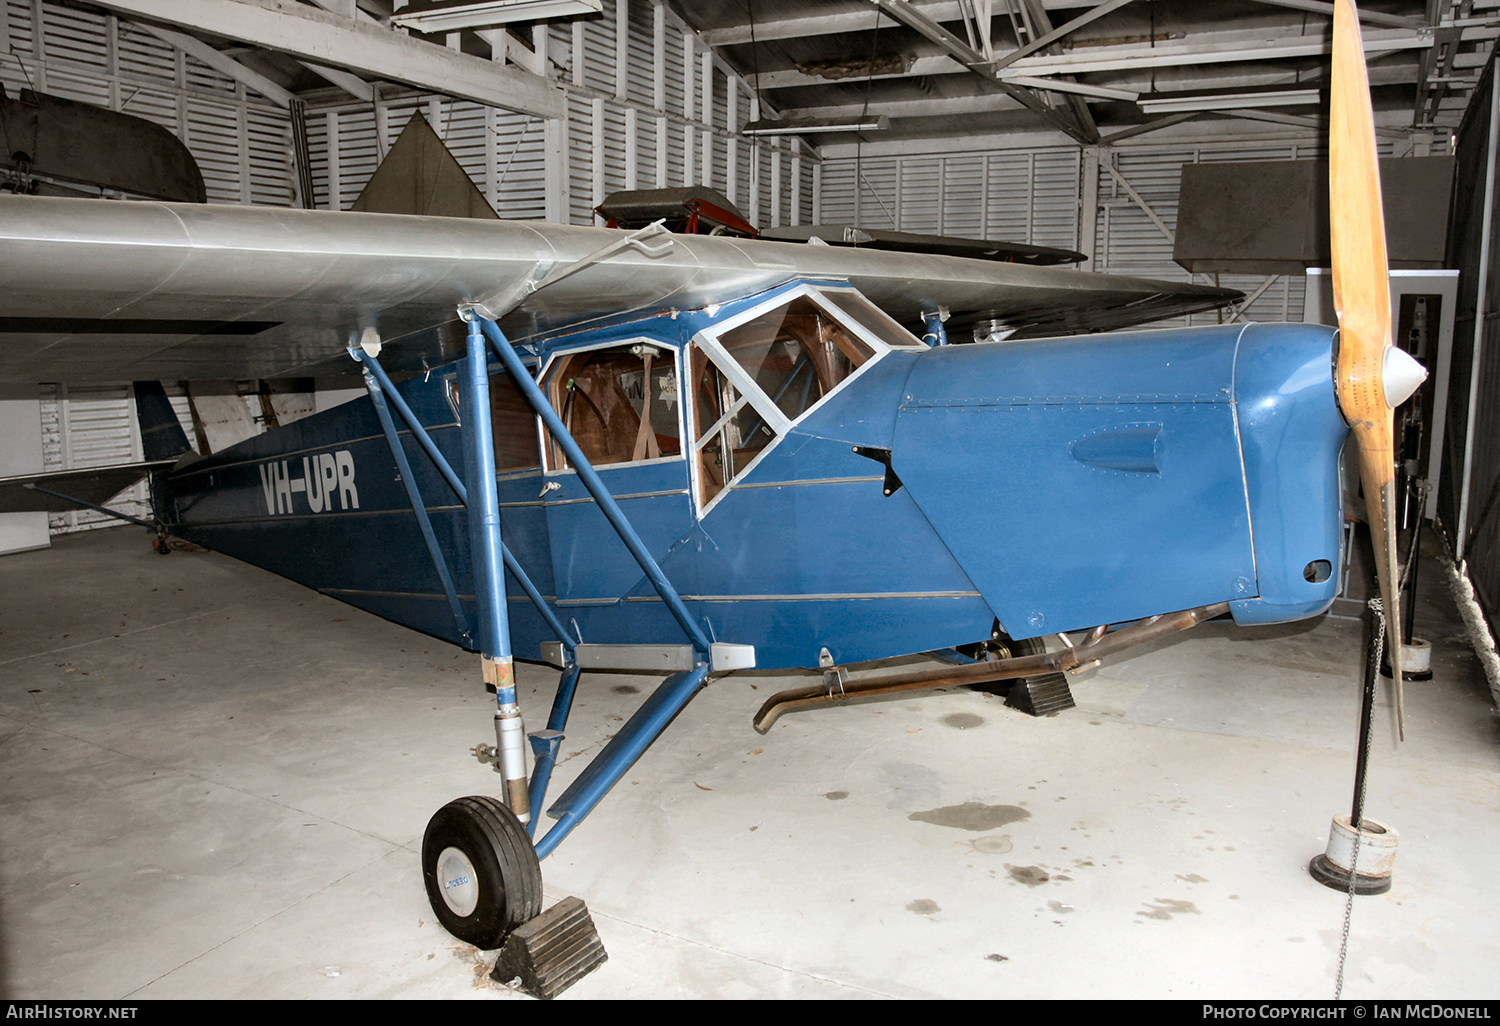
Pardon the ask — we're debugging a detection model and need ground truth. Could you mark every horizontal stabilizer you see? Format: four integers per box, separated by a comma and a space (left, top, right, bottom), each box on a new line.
0, 460, 176, 514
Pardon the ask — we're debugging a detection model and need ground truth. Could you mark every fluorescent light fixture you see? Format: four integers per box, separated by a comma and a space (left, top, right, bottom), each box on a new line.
742, 116, 890, 136
1138, 88, 1321, 114
390, 0, 603, 33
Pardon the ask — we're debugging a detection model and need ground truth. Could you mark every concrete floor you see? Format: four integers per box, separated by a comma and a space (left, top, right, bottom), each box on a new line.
0, 527, 1495, 1000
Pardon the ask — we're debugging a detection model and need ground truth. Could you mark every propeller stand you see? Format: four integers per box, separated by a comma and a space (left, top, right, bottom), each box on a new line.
1310, 598, 1401, 894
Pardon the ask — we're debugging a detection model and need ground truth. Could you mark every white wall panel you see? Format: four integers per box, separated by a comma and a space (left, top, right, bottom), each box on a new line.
39, 384, 146, 535
817, 138, 1407, 329
0, 389, 48, 556
0, 1, 295, 206
303, 1, 813, 227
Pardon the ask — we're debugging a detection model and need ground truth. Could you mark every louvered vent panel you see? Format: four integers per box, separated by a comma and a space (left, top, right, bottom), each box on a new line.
187, 99, 244, 203
39, 384, 145, 534
898, 159, 941, 234
602, 103, 629, 198
567, 93, 595, 224
624, 1, 655, 107
581, 5, 615, 95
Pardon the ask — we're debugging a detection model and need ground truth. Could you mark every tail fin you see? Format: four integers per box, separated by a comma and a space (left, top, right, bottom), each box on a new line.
133, 381, 193, 462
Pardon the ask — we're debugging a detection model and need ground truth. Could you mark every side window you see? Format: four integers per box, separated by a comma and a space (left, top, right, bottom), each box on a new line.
490, 373, 542, 472
445, 373, 541, 473
715, 295, 875, 421
541, 343, 682, 470
691, 346, 779, 508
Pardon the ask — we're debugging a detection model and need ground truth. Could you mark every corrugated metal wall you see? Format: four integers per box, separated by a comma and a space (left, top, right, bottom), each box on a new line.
309, 0, 814, 226
306, 96, 547, 217
0, 0, 295, 205
822, 151, 1084, 256
37, 383, 146, 534
820, 139, 1372, 327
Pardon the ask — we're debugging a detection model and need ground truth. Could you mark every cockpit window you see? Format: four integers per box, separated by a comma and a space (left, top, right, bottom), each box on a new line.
688, 287, 902, 510
819, 290, 927, 350
714, 294, 875, 421
541, 342, 681, 470
691, 346, 779, 507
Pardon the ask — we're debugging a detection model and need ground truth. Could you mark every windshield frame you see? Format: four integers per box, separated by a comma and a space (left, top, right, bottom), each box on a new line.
690, 283, 914, 437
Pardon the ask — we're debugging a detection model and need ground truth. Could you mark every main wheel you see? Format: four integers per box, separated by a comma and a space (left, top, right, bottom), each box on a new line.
422, 796, 543, 949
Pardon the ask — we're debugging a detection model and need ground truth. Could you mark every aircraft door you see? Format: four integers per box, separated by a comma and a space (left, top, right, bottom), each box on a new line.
535, 339, 698, 635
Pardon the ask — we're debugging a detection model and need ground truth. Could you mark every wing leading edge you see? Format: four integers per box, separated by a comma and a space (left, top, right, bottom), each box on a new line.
0, 196, 1239, 384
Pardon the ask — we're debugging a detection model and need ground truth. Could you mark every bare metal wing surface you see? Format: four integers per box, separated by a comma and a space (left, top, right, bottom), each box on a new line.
0, 195, 1239, 384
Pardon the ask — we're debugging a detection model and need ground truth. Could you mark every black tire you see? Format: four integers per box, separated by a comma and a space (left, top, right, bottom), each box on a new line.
422, 795, 543, 949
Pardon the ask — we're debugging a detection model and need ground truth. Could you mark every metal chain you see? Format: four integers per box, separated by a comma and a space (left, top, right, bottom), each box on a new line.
1335, 597, 1385, 999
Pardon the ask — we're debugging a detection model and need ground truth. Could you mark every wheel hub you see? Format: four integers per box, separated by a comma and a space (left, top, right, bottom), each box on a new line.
436, 846, 480, 917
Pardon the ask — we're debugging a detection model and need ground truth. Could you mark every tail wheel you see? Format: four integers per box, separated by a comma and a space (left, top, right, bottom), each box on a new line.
959, 633, 1063, 696
422, 796, 542, 949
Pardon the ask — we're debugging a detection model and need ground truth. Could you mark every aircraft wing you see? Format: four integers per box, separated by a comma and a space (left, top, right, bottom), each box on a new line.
0, 196, 1240, 384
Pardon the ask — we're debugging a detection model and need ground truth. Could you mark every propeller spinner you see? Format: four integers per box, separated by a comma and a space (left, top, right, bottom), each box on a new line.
1329, 0, 1428, 738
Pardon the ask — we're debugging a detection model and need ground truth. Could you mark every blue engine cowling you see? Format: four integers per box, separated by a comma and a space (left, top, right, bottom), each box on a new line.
892, 322, 1347, 638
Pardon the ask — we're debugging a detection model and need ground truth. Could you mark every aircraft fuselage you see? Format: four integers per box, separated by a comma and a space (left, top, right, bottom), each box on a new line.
156, 278, 1348, 670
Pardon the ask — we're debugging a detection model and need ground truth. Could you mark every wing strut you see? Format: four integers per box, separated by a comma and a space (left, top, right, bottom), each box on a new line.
354, 336, 586, 832
357, 355, 473, 648
466, 311, 745, 860
469, 312, 714, 657
350, 346, 575, 653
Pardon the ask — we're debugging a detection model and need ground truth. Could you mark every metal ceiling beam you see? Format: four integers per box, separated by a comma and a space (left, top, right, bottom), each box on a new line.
987, 0, 1139, 73
870, 0, 987, 66
749, 25, 1435, 91
300, 60, 378, 103
697, 0, 1423, 48
777, 60, 1424, 122
1221, 107, 1409, 139
992, 27, 1434, 77
995, 82, 1097, 143
1011, 0, 1101, 146
696, 0, 1097, 47
1098, 111, 1205, 143
863, 0, 1097, 142
1005, 75, 1137, 101
782, 94, 1026, 121
139, 23, 298, 107
1242, 0, 1425, 30
749, 54, 965, 91
91, 0, 564, 118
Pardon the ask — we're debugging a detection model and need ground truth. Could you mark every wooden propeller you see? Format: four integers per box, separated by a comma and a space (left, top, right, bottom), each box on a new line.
1329, 0, 1427, 738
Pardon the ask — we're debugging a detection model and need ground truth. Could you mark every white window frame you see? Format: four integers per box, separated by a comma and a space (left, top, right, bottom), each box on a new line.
535, 336, 687, 476
687, 283, 912, 514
